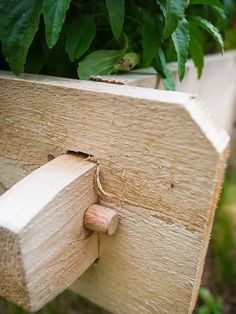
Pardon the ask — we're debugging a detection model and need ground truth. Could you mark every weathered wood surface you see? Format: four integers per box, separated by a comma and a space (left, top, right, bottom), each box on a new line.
174, 51, 236, 134
104, 51, 236, 134
93, 66, 158, 88
0, 71, 229, 313
0, 154, 98, 311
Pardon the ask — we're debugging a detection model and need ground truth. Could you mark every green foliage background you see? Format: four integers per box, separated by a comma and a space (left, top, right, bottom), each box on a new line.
0, 0, 226, 89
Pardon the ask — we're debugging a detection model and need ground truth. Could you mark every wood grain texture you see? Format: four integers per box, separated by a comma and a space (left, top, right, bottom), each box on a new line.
103, 51, 236, 134
0, 183, 6, 196
0, 71, 229, 313
93, 66, 158, 88
0, 154, 98, 311
172, 51, 236, 134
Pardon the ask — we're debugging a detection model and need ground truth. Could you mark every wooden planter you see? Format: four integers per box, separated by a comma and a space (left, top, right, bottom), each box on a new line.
110, 50, 236, 175
0, 59, 230, 314
103, 50, 236, 134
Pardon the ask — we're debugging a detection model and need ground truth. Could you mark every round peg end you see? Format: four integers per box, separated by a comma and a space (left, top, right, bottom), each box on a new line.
84, 204, 119, 235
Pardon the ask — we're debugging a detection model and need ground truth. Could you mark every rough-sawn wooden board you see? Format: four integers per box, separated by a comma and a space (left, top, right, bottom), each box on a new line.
0, 71, 229, 313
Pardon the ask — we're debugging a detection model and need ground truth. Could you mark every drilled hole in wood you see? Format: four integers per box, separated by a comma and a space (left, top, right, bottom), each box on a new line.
47, 154, 55, 161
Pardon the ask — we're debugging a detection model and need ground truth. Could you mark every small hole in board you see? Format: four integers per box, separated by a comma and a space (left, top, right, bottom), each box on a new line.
47, 154, 55, 161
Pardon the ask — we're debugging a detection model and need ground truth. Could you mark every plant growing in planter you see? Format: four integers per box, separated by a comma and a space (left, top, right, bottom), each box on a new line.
0, 0, 225, 90
224, 0, 236, 49
0, 2, 232, 314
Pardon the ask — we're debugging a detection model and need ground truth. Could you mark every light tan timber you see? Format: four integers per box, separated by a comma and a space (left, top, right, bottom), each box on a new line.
91, 66, 158, 88
173, 51, 236, 134
0, 182, 6, 195
104, 51, 236, 134
0, 153, 98, 311
84, 204, 119, 235
0, 71, 229, 314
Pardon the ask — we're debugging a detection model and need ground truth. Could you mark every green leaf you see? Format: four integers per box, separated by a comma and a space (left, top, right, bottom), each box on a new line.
65, 16, 96, 62
78, 49, 126, 79
152, 47, 176, 90
223, 0, 235, 18
105, 0, 125, 41
198, 305, 211, 314
78, 33, 128, 79
114, 52, 140, 71
0, 0, 43, 75
189, 22, 204, 78
211, 6, 227, 27
156, 0, 190, 38
190, 16, 224, 53
141, 12, 163, 67
190, 0, 225, 10
43, 0, 71, 48
172, 18, 190, 81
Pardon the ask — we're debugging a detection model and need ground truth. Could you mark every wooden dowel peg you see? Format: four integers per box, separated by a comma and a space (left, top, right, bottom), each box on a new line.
84, 204, 119, 235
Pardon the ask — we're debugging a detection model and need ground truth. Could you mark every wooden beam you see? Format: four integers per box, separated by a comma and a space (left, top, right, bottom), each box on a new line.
172, 51, 236, 134
102, 51, 236, 134
0, 71, 229, 313
0, 154, 98, 311
91, 66, 158, 88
